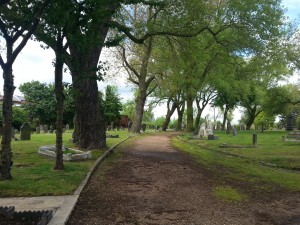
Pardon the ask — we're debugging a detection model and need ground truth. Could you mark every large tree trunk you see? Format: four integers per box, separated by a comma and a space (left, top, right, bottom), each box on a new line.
70, 51, 106, 149
0, 65, 14, 180
186, 95, 194, 132
162, 100, 177, 131
131, 90, 147, 133
246, 107, 257, 130
176, 103, 185, 131
221, 106, 229, 131
54, 37, 64, 170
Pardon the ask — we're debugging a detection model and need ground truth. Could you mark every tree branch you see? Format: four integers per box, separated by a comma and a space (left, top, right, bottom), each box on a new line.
120, 46, 140, 80
110, 20, 231, 44
8, 0, 52, 66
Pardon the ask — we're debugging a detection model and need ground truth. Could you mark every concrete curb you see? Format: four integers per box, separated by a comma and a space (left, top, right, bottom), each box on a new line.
49, 135, 133, 225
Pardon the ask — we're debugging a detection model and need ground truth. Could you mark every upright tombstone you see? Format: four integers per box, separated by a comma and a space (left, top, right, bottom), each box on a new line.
206, 122, 213, 135
72, 114, 79, 143
20, 122, 31, 140
252, 133, 257, 145
36, 127, 40, 134
43, 124, 48, 133
49, 125, 54, 133
198, 124, 207, 138
11, 126, 15, 138
66, 124, 69, 130
39, 125, 44, 133
233, 127, 238, 136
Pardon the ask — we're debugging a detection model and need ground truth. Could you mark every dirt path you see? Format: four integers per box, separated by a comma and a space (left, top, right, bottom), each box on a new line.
67, 133, 300, 225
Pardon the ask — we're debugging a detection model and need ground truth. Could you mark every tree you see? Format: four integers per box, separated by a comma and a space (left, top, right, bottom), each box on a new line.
0, 0, 51, 180
121, 99, 135, 122
0, 106, 29, 130
104, 85, 122, 128
19, 81, 75, 126
19, 81, 56, 124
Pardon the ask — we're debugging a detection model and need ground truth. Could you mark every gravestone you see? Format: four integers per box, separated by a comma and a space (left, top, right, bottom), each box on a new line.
141, 123, 146, 132
198, 124, 207, 138
206, 123, 213, 135
233, 127, 238, 136
66, 124, 69, 130
49, 125, 54, 133
72, 114, 79, 143
43, 124, 48, 133
15, 129, 19, 134
20, 122, 31, 140
36, 127, 40, 134
39, 125, 44, 133
11, 126, 15, 138
253, 133, 257, 145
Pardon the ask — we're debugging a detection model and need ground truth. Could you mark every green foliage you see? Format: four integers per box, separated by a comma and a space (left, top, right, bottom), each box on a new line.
121, 99, 136, 121
0, 105, 29, 130
103, 85, 123, 125
12, 106, 29, 130
19, 81, 75, 126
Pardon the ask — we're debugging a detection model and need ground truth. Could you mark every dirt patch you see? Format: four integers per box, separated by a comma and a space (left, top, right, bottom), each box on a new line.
67, 132, 300, 225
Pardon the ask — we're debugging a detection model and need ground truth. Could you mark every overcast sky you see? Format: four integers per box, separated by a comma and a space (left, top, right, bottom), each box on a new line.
0, 0, 299, 120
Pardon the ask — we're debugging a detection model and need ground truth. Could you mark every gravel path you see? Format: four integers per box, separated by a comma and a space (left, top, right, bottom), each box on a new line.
67, 132, 300, 225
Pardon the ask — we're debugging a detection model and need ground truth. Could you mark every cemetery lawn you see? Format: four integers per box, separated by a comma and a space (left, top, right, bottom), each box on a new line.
0, 130, 131, 197
174, 130, 300, 191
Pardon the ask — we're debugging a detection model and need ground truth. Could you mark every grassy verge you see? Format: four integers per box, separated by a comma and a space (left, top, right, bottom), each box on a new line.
180, 131, 300, 169
0, 130, 131, 197
173, 131, 300, 192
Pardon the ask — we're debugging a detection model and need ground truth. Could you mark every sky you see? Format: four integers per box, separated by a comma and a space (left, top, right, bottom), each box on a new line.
0, 0, 299, 122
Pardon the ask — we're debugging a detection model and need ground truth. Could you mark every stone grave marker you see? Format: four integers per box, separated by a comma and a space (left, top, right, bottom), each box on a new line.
233, 127, 238, 136
36, 127, 40, 134
198, 124, 207, 138
39, 125, 44, 133
43, 124, 48, 133
20, 122, 31, 140
11, 126, 15, 138
66, 124, 69, 130
49, 125, 54, 133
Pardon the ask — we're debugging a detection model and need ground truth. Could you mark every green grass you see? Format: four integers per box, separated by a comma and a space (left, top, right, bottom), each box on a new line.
173, 131, 300, 192
0, 130, 131, 197
180, 130, 300, 169
213, 186, 248, 202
